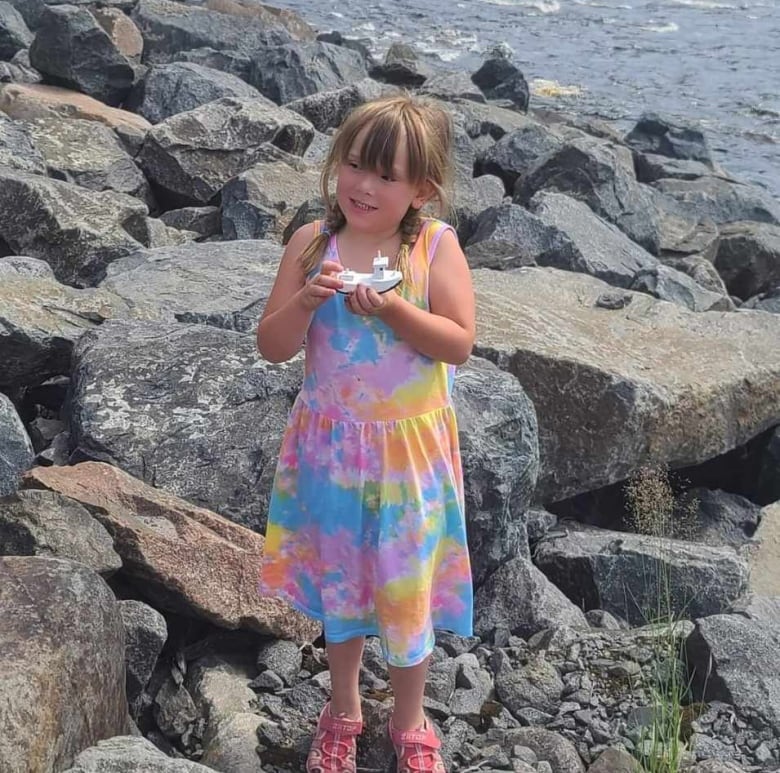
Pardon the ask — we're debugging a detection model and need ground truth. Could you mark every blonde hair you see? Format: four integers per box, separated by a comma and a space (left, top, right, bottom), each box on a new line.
299, 93, 454, 279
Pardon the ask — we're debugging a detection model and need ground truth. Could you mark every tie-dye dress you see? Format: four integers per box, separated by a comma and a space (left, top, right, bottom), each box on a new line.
260, 218, 473, 667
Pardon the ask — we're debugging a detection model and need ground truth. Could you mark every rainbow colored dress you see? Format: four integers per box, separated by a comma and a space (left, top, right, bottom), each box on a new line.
260, 219, 473, 667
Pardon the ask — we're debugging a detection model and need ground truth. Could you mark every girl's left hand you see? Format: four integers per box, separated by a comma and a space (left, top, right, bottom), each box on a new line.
345, 284, 394, 316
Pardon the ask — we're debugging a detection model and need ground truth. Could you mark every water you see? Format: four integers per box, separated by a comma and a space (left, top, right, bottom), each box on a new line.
272, 0, 780, 198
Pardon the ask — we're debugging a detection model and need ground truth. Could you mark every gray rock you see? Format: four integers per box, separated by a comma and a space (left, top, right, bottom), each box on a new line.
453, 356, 539, 585
29, 5, 134, 106
0, 268, 152, 392
625, 112, 715, 166
63, 735, 215, 772
369, 41, 434, 88
629, 264, 732, 312
673, 488, 762, 548
0, 167, 147, 286
137, 97, 314, 205
0, 556, 130, 771
474, 119, 563, 193
0, 1, 33, 58
713, 221, 780, 300
465, 202, 573, 271
472, 266, 780, 502
200, 713, 266, 773
687, 612, 780, 736
500, 727, 585, 772
159, 206, 221, 240
0, 489, 121, 575
535, 523, 749, 625
0, 255, 52, 277
515, 136, 663, 254
494, 650, 564, 718
528, 191, 656, 287
0, 393, 33, 495
186, 654, 257, 745
471, 49, 529, 112
119, 600, 167, 703
652, 176, 780, 226
131, 0, 293, 66
474, 557, 588, 640
25, 116, 154, 207
420, 70, 486, 104
257, 639, 302, 686
249, 41, 369, 105
99, 239, 284, 333
127, 62, 263, 125
0, 111, 44, 174
68, 321, 299, 533
285, 78, 385, 133
221, 155, 320, 240
635, 152, 720, 184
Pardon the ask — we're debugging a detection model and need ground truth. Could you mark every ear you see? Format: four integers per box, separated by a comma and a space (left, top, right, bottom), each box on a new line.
412, 180, 435, 210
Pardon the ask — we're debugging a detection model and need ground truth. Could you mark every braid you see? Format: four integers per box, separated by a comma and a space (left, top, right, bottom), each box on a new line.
396, 206, 423, 289
299, 203, 347, 275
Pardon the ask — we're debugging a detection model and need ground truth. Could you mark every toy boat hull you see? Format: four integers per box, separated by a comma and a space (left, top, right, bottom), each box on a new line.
336, 270, 403, 294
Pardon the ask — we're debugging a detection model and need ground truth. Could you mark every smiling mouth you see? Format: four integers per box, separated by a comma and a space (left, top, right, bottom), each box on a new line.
351, 199, 376, 212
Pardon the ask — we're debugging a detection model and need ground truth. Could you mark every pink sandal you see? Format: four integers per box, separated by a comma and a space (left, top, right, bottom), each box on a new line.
389, 718, 446, 773
306, 702, 363, 773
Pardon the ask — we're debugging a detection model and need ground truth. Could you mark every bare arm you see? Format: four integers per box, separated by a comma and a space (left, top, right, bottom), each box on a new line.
348, 228, 476, 364
256, 224, 343, 363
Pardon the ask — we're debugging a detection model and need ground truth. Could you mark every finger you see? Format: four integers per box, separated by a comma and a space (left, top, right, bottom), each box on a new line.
313, 274, 343, 290
352, 286, 375, 315
365, 288, 384, 309
319, 260, 344, 275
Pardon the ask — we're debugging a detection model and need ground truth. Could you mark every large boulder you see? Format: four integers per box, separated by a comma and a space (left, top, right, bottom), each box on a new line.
29, 5, 135, 106
534, 523, 749, 625
0, 556, 130, 771
0, 111, 45, 174
67, 320, 301, 532
25, 115, 154, 206
625, 112, 716, 166
514, 136, 663, 254
472, 266, 780, 502
130, 0, 292, 65
474, 556, 588, 639
98, 239, 284, 333
686, 611, 780, 736
528, 191, 729, 310
137, 97, 314, 205
0, 393, 33, 495
713, 221, 780, 300
0, 1, 33, 58
652, 176, 780, 226
452, 356, 539, 586
63, 736, 214, 772
22, 462, 320, 643
0, 489, 121, 575
0, 260, 154, 391
0, 167, 147, 286
248, 41, 369, 105
126, 61, 263, 124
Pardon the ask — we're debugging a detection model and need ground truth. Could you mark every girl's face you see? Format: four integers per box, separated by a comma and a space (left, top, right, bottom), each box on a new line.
335, 125, 428, 236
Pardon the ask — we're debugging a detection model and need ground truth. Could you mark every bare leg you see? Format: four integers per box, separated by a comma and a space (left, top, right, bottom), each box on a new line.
388, 656, 429, 730
326, 637, 365, 719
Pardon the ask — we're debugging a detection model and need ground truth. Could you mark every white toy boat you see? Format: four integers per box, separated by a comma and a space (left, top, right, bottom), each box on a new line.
337, 253, 402, 294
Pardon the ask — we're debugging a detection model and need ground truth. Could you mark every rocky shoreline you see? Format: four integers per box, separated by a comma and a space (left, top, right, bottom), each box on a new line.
1, 1, 780, 772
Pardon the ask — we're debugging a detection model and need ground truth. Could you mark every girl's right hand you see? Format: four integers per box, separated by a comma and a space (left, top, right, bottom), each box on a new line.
296, 260, 344, 312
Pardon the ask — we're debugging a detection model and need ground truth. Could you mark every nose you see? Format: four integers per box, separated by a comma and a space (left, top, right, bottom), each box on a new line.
355, 171, 375, 196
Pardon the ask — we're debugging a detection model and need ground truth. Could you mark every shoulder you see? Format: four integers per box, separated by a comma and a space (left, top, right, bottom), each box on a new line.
420, 218, 460, 261
285, 220, 322, 253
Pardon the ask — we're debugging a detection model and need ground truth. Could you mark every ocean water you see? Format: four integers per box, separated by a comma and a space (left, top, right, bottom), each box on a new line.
272, 0, 780, 198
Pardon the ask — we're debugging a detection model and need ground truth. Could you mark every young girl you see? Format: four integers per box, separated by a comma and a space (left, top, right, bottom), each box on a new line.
257, 94, 475, 773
